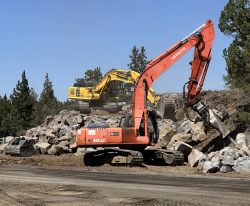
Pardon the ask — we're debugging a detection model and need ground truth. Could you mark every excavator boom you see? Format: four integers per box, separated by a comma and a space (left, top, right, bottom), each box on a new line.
132, 20, 215, 129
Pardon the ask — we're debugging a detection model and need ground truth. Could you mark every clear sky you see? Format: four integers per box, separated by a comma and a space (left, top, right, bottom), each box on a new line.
0, 0, 232, 102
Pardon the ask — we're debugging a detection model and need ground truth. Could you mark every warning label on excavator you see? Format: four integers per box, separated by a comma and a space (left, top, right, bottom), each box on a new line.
110, 132, 119, 136
88, 130, 96, 135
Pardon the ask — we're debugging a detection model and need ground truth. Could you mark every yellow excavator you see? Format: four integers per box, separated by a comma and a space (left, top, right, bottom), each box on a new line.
68, 69, 162, 113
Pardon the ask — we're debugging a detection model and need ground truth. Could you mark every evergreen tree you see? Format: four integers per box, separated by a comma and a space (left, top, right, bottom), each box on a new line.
127, 46, 148, 73
0, 94, 12, 137
35, 73, 59, 125
218, 0, 250, 94
75, 67, 103, 83
9, 71, 34, 135
84, 67, 102, 81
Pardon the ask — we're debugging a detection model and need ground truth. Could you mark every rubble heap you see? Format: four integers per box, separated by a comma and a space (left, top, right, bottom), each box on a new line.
1, 90, 250, 174
22, 110, 123, 156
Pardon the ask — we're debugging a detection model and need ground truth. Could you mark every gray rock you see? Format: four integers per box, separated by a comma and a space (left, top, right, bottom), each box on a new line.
106, 118, 118, 126
58, 141, 69, 152
202, 161, 220, 173
211, 153, 224, 162
69, 142, 77, 153
48, 145, 64, 155
24, 137, 39, 145
188, 149, 207, 167
0, 143, 7, 154
220, 165, 233, 173
35, 142, 51, 154
236, 133, 247, 148
59, 125, 69, 137
159, 125, 177, 141
74, 147, 97, 156
222, 152, 235, 166
174, 141, 193, 160
5, 136, 14, 143
219, 147, 235, 157
178, 120, 192, 133
84, 116, 91, 121
191, 122, 206, 142
233, 156, 250, 172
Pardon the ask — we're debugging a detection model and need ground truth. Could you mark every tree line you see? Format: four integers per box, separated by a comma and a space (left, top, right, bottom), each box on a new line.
0, 46, 147, 138
0, 71, 78, 137
3, 0, 248, 138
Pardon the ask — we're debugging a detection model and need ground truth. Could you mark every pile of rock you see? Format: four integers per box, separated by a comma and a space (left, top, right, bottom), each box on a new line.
1, 96, 249, 174
21, 110, 123, 156
157, 118, 250, 173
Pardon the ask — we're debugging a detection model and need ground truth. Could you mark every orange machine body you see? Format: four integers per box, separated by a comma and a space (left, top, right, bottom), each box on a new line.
76, 127, 150, 147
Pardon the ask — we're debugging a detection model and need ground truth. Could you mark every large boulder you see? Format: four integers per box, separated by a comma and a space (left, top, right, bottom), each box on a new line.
35, 142, 51, 154
191, 122, 207, 142
58, 141, 69, 152
220, 165, 233, 173
222, 152, 235, 166
236, 133, 247, 149
203, 161, 220, 173
233, 157, 250, 172
178, 120, 192, 134
48, 145, 64, 155
166, 133, 192, 150
188, 149, 207, 167
174, 141, 193, 161
5, 136, 14, 143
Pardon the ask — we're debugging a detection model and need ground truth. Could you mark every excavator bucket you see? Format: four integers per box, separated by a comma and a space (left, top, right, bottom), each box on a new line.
4, 137, 34, 157
156, 99, 176, 120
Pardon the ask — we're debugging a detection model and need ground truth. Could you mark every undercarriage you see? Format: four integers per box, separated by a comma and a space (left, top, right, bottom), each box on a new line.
83, 147, 185, 167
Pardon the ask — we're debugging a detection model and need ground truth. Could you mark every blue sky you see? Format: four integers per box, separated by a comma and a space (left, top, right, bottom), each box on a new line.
0, 0, 232, 102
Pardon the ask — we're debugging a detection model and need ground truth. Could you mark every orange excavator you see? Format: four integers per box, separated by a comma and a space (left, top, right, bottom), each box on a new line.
76, 20, 233, 166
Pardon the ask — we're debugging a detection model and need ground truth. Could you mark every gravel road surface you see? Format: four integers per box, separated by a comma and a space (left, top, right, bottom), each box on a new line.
0, 167, 250, 205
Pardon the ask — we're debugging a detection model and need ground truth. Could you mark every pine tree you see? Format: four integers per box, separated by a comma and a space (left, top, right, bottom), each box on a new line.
35, 73, 59, 125
0, 94, 12, 137
127, 46, 148, 73
9, 71, 34, 135
75, 67, 102, 85
84, 67, 102, 81
218, 0, 250, 94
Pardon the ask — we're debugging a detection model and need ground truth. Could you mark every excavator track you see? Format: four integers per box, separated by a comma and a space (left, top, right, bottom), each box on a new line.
83, 148, 143, 166
142, 149, 184, 166
106, 102, 118, 113
156, 98, 176, 120
79, 101, 91, 114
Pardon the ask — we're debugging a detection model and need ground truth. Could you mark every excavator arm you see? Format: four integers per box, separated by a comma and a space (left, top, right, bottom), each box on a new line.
132, 19, 233, 141
132, 20, 214, 129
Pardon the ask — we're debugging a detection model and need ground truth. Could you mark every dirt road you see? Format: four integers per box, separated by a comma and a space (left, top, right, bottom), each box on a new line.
0, 167, 250, 206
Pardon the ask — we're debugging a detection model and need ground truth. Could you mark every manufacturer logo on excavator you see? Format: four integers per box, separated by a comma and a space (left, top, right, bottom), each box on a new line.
88, 139, 106, 143
171, 47, 186, 60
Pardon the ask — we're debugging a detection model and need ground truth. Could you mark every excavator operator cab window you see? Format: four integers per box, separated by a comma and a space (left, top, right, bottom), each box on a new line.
139, 112, 159, 143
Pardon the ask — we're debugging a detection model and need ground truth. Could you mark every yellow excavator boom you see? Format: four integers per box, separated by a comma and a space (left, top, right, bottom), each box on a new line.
68, 69, 160, 113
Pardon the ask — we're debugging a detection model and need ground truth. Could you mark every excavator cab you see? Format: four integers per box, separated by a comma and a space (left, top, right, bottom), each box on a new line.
119, 112, 158, 144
